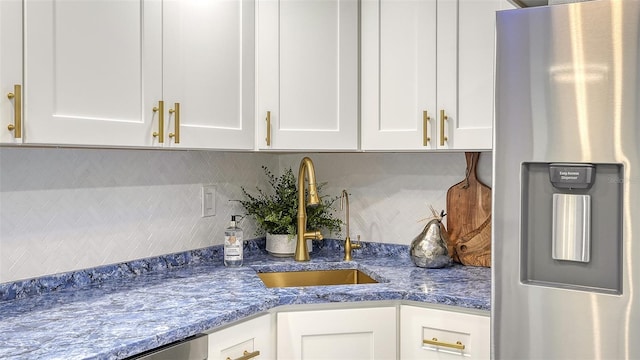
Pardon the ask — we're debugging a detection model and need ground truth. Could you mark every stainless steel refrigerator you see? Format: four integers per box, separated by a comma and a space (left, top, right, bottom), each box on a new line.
494, 0, 640, 358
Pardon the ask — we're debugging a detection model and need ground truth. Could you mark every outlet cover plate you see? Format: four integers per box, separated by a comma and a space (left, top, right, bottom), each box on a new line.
202, 185, 216, 217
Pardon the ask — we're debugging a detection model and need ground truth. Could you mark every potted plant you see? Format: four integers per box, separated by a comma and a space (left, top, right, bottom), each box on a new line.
238, 166, 342, 256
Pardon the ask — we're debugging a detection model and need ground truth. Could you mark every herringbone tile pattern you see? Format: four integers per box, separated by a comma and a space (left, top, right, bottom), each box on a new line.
0, 148, 275, 282
0, 148, 492, 283
279, 152, 493, 245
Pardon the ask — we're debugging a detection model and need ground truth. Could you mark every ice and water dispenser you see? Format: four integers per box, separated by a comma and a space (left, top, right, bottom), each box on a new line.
520, 162, 623, 294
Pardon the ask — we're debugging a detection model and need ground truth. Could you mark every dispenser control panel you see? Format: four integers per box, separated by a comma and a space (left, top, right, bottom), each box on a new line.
549, 163, 595, 189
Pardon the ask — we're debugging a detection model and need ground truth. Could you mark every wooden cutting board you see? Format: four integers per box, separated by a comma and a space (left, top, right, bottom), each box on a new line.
456, 214, 492, 267
445, 152, 492, 266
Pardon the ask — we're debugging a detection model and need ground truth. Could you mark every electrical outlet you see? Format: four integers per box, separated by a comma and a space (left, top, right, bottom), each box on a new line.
201, 185, 216, 217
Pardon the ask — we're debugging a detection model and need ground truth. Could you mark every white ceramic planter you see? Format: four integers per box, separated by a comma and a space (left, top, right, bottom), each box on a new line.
266, 233, 312, 257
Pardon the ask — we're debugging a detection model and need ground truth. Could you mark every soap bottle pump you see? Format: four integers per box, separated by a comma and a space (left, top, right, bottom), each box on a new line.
224, 215, 244, 267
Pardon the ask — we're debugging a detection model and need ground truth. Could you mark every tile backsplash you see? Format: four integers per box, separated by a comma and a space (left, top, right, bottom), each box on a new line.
0, 148, 491, 283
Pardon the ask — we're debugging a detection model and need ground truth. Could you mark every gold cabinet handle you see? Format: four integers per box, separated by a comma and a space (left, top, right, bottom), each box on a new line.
422, 110, 430, 146
423, 337, 465, 350
226, 350, 261, 360
168, 102, 180, 144
265, 111, 271, 146
439, 109, 448, 146
7, 84, 22, 138
152, 101, 164, 143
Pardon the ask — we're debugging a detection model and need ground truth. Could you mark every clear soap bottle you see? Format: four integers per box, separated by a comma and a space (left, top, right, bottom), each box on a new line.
224, 215, 243, 267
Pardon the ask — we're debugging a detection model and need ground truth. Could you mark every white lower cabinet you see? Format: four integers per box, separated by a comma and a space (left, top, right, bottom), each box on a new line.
276, 306, 397, 360
206, 304, 488, 360
207, 314, 273, 360
400, 305, 490, 360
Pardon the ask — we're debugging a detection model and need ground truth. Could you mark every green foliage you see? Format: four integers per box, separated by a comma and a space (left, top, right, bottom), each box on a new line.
238, 166, 343, 236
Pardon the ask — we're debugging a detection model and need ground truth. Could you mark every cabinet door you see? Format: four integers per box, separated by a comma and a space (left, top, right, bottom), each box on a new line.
437, 0, 513, 150
256, 0, 358, 150
361, 0, 437, 150
400, 305, 490, 360
163, 0, 255, 150
24, 0, 162, 147
277, 307, 397, 359
0, 0, 22, 144
208, 314, 273, 360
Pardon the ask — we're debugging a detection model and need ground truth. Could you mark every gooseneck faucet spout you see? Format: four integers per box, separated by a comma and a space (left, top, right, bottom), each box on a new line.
341, 190, 350, 237
341, 190, 361, 261
295, 157, 323, 261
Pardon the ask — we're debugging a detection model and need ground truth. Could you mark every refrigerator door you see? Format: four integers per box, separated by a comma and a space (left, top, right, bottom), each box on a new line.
494, 0, 640, 359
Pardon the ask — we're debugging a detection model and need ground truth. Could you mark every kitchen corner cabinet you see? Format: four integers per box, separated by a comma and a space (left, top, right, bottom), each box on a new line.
22, 0, 254, 149
1, 0, 23, 145
256, 0, 358, 151
277, 306, 397, 359
208, 314, 274, 360
361, 0, 515, 151
400, 305, 490, 359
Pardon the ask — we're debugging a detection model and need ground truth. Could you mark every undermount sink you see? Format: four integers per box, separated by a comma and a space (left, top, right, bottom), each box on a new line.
257, 269, 378, 288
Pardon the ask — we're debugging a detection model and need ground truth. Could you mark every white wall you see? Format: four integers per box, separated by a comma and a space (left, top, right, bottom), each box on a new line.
0, 148, 492, 283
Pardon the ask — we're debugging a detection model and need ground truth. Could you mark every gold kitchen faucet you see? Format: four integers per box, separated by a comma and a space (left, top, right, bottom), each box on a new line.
294, 157, 323, 261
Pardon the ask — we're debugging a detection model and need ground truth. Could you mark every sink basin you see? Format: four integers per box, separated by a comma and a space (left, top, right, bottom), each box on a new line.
257, 269, 378, 288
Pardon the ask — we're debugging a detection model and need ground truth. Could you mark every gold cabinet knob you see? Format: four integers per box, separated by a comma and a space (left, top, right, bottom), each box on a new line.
168, 103, 180, 144
6, 85, 22, 138
152, 101, 164, 142
265, 111, 271, 146
423, 110, 431, 146
440, 109, 449, 146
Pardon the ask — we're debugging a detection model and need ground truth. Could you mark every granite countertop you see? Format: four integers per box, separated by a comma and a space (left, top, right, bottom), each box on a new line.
0, 240, 491, 360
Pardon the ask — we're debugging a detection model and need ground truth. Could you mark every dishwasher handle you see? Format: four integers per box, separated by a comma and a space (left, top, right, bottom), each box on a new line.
127, 334, 208, 360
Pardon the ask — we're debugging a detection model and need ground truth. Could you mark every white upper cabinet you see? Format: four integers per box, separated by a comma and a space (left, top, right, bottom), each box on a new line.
24, 0, 163, 147
1, 0, 23, 145
438, 0, 515, 150
162, 0, 255, 150
362, 0, 513, 151
256, 0, 358, 151
21, 0, 254, 149
12, 0, 510, 151
361, 0, 437, 150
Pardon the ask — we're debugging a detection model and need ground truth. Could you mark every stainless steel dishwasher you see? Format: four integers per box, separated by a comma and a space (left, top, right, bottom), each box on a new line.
127, 334, 208, 360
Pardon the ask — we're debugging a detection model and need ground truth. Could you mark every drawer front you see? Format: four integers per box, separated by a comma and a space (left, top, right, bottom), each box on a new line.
208, 314, 272, 360
400, 305, 489, 359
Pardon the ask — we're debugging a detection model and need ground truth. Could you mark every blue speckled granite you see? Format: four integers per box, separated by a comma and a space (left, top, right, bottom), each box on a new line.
0, 241, 266, 302
0, 240, 490, 360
